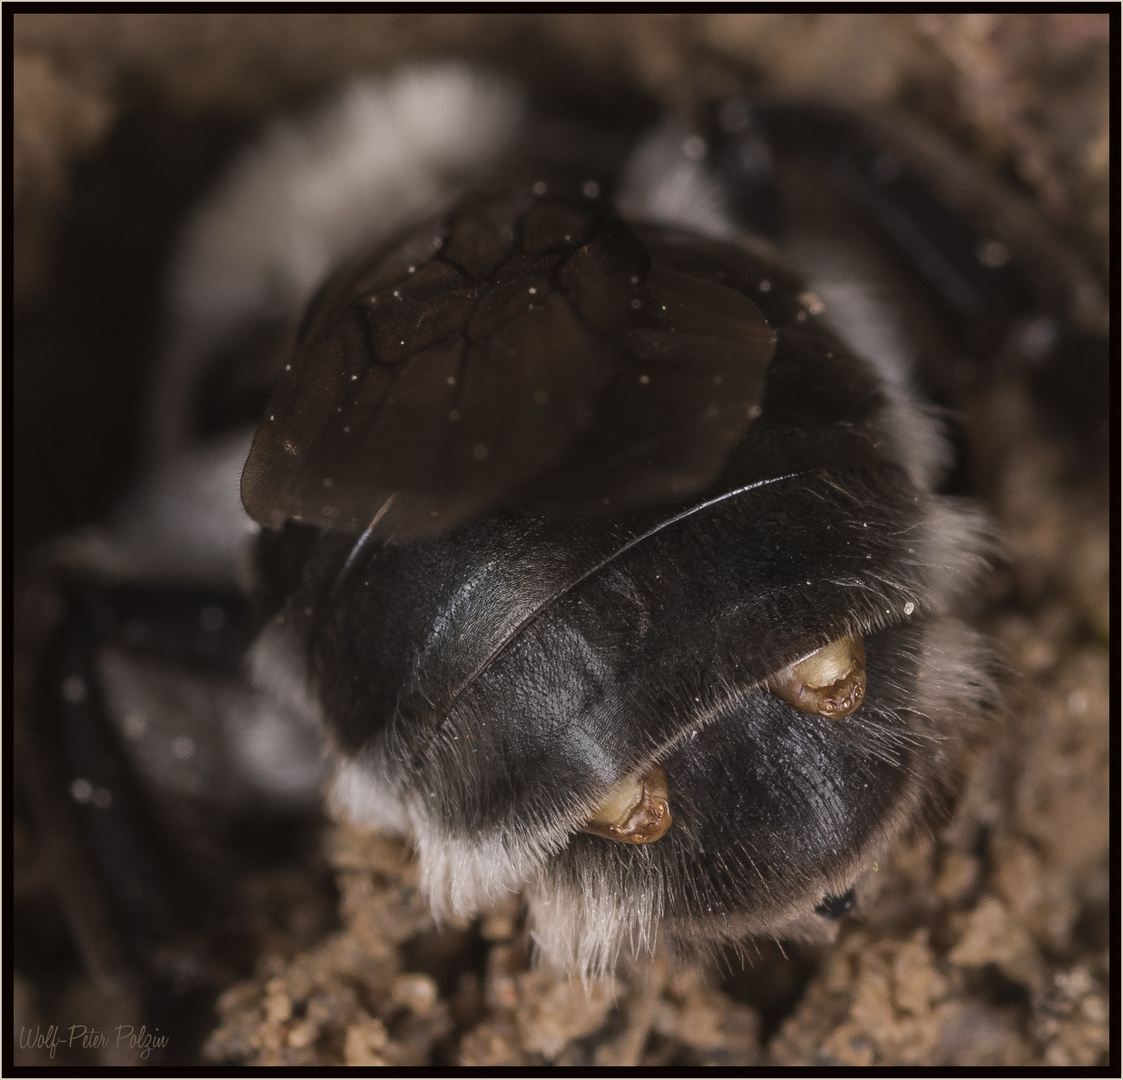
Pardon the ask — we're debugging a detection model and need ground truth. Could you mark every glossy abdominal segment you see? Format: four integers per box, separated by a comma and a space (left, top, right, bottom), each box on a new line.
527, 613, 980, 974
544, 618, 928, 914
367, 462, 934, 841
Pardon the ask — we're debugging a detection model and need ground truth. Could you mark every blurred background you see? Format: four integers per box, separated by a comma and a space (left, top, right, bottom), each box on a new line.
12, 13, 1109, 1067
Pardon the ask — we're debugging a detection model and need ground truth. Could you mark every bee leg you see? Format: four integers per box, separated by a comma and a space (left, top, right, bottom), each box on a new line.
16, 644, 142, 1007
582, 764, 673, 844
21, 576, 271, 1061
21, 589, 183, 1060
766, 635, 867, 720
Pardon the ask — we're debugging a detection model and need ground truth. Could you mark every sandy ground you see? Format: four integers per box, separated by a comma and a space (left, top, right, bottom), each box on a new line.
13, 13, 1109, 1067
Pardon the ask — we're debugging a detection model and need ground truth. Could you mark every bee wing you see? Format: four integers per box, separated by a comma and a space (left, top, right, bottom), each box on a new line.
240, 193, 774, 538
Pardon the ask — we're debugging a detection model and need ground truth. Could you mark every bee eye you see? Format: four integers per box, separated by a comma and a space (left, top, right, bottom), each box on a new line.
581, 763, 672, 844
765, 634, 866, 719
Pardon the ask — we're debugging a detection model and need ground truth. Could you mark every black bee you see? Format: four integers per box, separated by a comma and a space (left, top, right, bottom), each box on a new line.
26, 62, 1104, 999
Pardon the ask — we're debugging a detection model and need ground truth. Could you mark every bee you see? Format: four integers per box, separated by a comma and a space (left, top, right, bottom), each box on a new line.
23, 61, 1103, 1007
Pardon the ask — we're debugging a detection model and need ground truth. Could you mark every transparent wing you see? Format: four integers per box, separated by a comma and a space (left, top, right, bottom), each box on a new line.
240, 188, 774, 538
